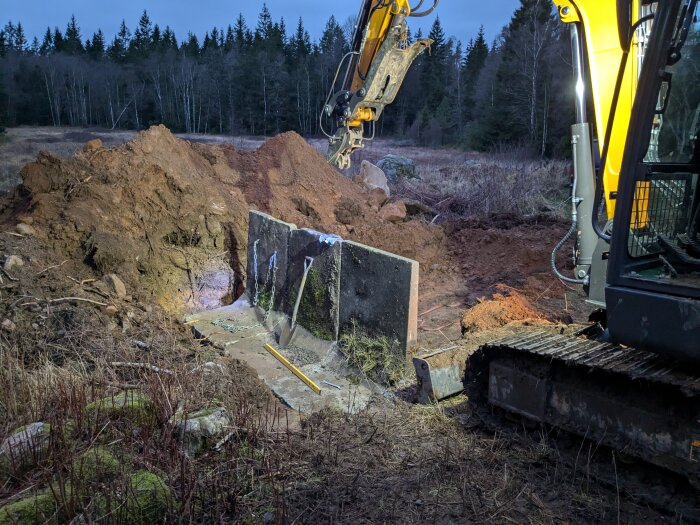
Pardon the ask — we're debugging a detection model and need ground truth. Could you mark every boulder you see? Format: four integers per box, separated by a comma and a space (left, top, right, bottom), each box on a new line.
2, 319, 16, 332
103, 274, 127, 298
82, 139, 103, 154
368, 187, 389, 208
0, 422, 52, 475
16, 223, 37, 236
97, 470, 171, 525
0, 491, 58, 525
4, 255, 24, 272
378, 201, 407, 223
175, 407, 230, 457
377, 155, 418, 182
354, 161, 390, 198
85, 390, 156, 426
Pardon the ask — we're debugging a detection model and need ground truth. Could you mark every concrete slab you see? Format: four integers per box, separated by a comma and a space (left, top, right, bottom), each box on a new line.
186, 297, 379, 414
246, 211, 296, 312
339, 241, 419, 360
284, 229, 342, 341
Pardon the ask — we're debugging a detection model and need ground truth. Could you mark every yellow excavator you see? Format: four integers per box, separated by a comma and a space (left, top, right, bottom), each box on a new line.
328, 0, 700, 485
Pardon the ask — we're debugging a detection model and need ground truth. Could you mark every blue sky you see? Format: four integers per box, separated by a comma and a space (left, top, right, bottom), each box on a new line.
2, 1, 519, 48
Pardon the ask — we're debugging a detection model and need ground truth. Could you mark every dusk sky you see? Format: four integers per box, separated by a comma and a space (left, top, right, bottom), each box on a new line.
2, 1, 520, 49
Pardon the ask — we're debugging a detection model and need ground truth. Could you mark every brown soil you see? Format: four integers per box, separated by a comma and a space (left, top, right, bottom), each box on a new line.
2, 126, 445, 317
460, 286, 541, 335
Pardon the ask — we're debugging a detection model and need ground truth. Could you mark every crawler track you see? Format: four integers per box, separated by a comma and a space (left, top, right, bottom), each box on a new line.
466, 330, 700, 484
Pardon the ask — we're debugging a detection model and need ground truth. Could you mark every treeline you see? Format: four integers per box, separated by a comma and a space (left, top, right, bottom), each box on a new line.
0, 0, 574, 156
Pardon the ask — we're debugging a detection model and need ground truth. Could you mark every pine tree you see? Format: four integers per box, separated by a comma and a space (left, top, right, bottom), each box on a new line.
0, 30, 6, 57
462, 25, 489, 121
53, 27, 64, 53
108, 20, 131, 62
182, 32, 200, 55
88, 29, 105, 59
40, 27, 53, 55
14, 22, 28, 52
255, 4, 274, 44
63, 15, 84, 54
234, 15, 249, 49
131, 10, 153, 58
151, 24, 162, 50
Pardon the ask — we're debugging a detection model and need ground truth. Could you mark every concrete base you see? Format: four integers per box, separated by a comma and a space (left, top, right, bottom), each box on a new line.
186, 297, 381, 413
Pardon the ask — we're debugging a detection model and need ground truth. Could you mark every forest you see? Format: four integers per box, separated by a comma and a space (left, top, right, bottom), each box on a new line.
0, 0, 575, 156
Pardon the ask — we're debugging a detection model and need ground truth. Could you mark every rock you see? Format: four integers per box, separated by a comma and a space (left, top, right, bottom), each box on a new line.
368, 187, 389, 208
378, 201, 407, 223
69, 446, 121, 482
354, 161, 390, 198
85, 391, 155, 426
104, 305, 118, 317
190, 361, 225, 375
174, 407, 230, 457
99, 470, 171, 525
376, 155, 418, 182
82, 139, 103, 154
16, 223, 37, 236
103, 274, 127, 298
4, 255, 24, 271
2, 319, 16, 332
0, 422, 52, 475
0, 491, 58, 525
463, 159, 482, 168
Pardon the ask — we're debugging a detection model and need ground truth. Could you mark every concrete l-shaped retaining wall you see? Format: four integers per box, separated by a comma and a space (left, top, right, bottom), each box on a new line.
247, 210, 419, 359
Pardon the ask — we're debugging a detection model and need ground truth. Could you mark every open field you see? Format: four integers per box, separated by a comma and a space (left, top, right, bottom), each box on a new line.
0, 126, 692, 523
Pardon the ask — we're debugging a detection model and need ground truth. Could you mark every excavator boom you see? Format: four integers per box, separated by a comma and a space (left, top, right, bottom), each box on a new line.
324, 1, 437, 169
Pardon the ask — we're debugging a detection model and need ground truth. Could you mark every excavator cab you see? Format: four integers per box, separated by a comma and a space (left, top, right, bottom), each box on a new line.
607, 0, 700, 360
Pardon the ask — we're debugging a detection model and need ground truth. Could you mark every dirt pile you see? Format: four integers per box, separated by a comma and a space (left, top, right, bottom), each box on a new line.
461, 286, 541, 334
3, 126, 445, 314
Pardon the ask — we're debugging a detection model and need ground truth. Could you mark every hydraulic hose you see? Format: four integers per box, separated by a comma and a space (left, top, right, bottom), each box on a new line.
552, 133, 586, 284
410, 0, 439, 17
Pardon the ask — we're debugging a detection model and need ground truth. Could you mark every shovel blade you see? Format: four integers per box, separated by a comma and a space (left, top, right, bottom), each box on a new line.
279, 321, 295, 349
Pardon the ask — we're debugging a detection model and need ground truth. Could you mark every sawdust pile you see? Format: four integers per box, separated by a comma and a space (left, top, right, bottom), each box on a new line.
2, 126, 445, 314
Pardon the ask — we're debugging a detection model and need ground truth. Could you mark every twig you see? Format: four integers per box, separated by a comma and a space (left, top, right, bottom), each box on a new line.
37, 260, 68, 275
1, 268, 19, 282
109, 362, 175, 376
4, 232, 24, 238
20, 297, 108, 307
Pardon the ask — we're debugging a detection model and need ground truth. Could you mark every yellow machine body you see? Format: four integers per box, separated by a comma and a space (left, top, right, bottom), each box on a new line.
553, 0, 644, 219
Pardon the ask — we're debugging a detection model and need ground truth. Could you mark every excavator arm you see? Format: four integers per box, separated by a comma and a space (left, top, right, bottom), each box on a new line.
324, 0, 438, 169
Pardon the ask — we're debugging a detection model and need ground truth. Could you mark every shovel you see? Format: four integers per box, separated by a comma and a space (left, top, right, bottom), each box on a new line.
279, 256, 314, 348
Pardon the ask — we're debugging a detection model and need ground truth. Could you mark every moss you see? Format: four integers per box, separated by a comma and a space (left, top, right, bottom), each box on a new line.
85, 390, 156, 426
297, 268, 334, 341
339, 320, 403, 385
0, 492, 59, 525
99, 470, 172, 524
69, 446, 121, 482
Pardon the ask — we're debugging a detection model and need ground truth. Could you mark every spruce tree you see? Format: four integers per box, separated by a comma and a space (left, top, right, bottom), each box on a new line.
40, 27, 53, 55
63, 15, 84, 54
131, 10, 153, 58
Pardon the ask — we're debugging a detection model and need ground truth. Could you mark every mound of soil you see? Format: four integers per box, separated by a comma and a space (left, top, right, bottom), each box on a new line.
2, 126, 445, 315
460, 287, 541, 335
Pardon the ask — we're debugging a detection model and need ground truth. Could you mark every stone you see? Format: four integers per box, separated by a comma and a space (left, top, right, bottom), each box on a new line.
103, 274, 127, 298
101, 470, 171, 525
368, 187, 389, 208
4, 255, 24, 272
70, 446, 121, 482
82, 138, 103, 154
339, 241, 419, 361
378, 201, 407, 223
376, 154, 418, 182
104, 305, 118, 317
1, 319, 16, 332
16, 223, 37, 236
284, 228, 342, 340
354, 160, 390, 197
0, 491, 58, 525
85, 390, 155, 426
403, 199, 437, 217
247, 210, 296, 312
175, 407, 230, 456
0, 422, 52, 475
